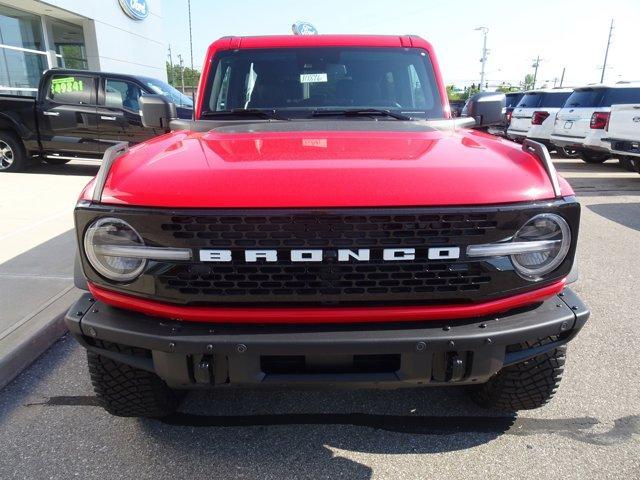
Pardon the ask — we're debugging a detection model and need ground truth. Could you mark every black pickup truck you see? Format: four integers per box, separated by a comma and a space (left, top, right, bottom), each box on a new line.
0, 69, 192, 172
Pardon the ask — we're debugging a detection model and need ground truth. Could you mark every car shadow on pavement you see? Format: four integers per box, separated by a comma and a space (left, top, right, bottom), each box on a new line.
5, 337, 640, 480
587, 203, 640, 232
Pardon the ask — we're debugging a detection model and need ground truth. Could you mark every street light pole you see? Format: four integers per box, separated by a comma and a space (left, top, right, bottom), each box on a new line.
475, 27, 489, 91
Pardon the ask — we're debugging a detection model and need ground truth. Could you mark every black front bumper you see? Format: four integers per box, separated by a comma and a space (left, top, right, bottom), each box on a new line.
65, 289, 589, 389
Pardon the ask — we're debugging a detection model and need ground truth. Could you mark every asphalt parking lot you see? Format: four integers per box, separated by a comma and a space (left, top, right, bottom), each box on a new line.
1, 158, 639, 479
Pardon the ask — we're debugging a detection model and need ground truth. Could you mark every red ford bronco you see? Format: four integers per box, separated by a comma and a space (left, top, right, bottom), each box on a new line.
66, 35, 588, 418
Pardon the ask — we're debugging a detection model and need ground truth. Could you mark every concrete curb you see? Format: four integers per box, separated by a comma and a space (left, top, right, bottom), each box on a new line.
0, 287, 80, 390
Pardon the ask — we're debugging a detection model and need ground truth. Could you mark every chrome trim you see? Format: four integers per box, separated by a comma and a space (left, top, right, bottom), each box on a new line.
467, 240, 561, 258
45, 155, 101, 161
92, 142, 128, 203
522, 139, 562, 197
93, 245, 192, 261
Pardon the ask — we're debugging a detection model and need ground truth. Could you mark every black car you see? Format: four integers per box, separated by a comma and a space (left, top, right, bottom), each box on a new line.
0, 69, 193, 172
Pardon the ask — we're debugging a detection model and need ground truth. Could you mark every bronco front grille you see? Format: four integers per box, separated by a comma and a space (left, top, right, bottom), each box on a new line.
160, 212, 498, 248
75, 202, 580, 307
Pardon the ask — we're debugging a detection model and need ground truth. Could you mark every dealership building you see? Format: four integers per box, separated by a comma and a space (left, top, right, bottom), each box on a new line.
0, 0, 166, 96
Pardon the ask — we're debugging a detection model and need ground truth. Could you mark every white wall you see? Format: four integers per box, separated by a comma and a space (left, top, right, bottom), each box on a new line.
42, 0, 167, 80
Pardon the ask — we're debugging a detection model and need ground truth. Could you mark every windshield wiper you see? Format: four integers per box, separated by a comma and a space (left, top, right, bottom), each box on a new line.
311, 108, 412, 120
201, 108, 289, 120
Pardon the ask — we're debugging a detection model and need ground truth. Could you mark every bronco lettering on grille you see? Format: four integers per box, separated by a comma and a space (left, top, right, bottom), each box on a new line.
198, 248, 461, 263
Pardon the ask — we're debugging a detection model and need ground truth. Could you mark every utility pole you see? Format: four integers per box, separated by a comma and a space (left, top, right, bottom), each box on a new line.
532, 56, 541, 89
178, 54, 185, 93
560, 67, 566, 87
600, 19, 614, 83
475, 27, 489, 92
188, 0, 194, 70
167, 44, 174, 84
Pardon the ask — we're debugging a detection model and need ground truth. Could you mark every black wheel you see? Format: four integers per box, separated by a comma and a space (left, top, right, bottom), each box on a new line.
87, 343, 179, 418
578, 151, 609, 164
0, 131, 27, 172
619, 156, 637, 172
557, 147, 580, 159
44, 158, 71, 165
468, 338, 566, 411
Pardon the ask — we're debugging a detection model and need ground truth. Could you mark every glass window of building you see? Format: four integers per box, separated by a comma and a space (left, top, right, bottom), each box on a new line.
51, 21, 88, 70
0, 4, 48, 96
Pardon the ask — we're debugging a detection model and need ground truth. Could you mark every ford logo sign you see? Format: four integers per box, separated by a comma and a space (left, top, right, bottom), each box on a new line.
119, 0, 149, 20
292, 21, 319, 35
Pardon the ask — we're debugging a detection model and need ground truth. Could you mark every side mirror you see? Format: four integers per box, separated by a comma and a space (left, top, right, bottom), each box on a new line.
464, 92, 506, 127
140, 94, 177, 130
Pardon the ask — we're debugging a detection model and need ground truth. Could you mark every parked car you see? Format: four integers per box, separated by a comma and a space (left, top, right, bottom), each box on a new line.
66, 34, 588, 418
605, 103, 640, 173
507, 88, 576, 157
486, 91, 523, 137
550, 82, 640, 164
502, 91, 525, 131
0, 69, 193, 172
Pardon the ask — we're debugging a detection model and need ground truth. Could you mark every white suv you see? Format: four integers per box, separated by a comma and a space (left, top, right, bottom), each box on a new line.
605, 103, 640, 173
550, 83, 640, 164
507, 88, 574, 155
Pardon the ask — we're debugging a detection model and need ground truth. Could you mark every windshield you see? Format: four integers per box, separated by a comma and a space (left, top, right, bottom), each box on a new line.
600, 87, 640, 107
505, 93, 523, 108
202, 47, 444, 119
145, 79, 193, 108
516, 93, 542, 108
563, 88, 605, 108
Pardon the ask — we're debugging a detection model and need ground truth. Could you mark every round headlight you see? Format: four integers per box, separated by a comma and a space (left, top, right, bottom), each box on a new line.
511, 213, 571, 280
84, 218, 146, 282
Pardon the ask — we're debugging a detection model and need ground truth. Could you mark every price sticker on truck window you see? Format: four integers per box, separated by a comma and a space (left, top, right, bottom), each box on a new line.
300, 73, 328, 84
50, 76, 85, 95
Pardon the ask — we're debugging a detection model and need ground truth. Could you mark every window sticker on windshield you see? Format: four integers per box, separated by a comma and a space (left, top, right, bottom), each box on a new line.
300, 73, 328, 84
50, 76, 84, 95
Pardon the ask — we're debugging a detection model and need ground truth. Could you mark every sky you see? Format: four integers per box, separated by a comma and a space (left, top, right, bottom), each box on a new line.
163, 0, 640, 89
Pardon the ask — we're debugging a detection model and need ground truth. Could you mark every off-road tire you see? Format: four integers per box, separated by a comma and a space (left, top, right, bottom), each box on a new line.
0, 131, 27, 172
43, 157, 71, 165
469, 338, 566, 411
557, 147, 579, 159
578, 151, 609, 164
87, 346, 179, 418
619, 156, 637, 172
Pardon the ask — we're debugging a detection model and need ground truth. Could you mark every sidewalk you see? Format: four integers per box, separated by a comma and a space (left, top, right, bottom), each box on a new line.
0, 162, 97, 389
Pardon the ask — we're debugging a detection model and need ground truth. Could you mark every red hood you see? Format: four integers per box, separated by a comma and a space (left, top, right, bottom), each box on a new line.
92, 127, 573, 208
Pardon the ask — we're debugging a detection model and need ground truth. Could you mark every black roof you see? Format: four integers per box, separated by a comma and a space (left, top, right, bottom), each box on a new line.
45, 68, 165, 85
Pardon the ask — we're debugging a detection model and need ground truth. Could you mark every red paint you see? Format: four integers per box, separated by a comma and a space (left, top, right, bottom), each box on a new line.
88, 280, 565, 325
195, 35, 450, 120
85, 128, 573, 208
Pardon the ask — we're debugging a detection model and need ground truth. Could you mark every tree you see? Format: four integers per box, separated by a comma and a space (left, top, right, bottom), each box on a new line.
521, 74, 534, 91
166, 62, 201, 91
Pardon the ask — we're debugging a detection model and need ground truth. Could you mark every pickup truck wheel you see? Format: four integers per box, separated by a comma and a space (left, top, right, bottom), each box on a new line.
43, 158, 71, 165
0, 132, 27, 172
578, 151, 609, 164
619, 156, 637, 172
468, 338, 566, 411
557, 147, 579, 159
87, 348, 179, 418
